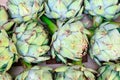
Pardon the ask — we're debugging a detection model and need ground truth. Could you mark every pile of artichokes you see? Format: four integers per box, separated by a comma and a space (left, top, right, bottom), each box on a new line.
0, 0, 119, 80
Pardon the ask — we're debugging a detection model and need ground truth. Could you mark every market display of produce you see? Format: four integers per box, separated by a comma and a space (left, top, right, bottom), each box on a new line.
0, 0, 120, 80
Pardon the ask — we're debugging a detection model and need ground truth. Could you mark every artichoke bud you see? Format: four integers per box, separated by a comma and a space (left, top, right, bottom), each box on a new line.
0, 6, 8, 26
0, 6, 14, 31
54, 65, 96, 80
14, 20, 50, 63
85, 0, 120, 20
89, 22, 120, 65
97, 62, 120, 80
15, 66, 53, 80
51, 20, 89, 64
0, 72, 12, 80
45, 0, 83, 21
0, 29, 18, 73
8, 0, 44, 23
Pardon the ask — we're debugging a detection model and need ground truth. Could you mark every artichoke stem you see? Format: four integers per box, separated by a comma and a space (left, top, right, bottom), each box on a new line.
110, 22, 120, 26
40, 15, 58, 34
93, 16, 103, 28
72, 58, 83, 65
20, 60, 32, 69
87, 29, 95, 38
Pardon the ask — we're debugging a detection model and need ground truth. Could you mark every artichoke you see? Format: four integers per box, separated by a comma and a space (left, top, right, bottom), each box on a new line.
0, 29, 18, 73
45, 0, 83, 21
51, 20, 89, 63
0, 72, 12, 80
13, 20, 50, 63
84, 0, 120, 20
15, 66, 53, 80
97, 62, 120, 80
7, 0, 44, 22
54, 65, 96, 80
0, 6, 14, 31
89, 22, 120, 65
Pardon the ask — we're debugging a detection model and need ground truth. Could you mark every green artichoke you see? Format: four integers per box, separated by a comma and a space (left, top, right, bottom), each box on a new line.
0, 29, 18, 73
97, 62, 120, 80
13, 20, 50, 63
15, 66, 53, 80
7, 0, 44, 22
0, 72, 12, 80
0, 6, 14, 31
45, 0, 83, 21
84, 0, 120, 20
54, 65, 96, 80
51, 20, 90, 63
89, 22, 120, 65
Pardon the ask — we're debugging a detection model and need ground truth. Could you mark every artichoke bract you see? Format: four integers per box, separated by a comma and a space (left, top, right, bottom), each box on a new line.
0, 72, 12, 80
13, 20, 50, 63
51, 20, 89, 63
7, 0, 44, 22
84, 0, 120, 20
15, 66, 53, 80
0, 6, 14, 31
45, 0, 83, 21
54, 65, 96, 80
0, 29, 18, 73
97, 62, 120, 80
89, 22, 120, 65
